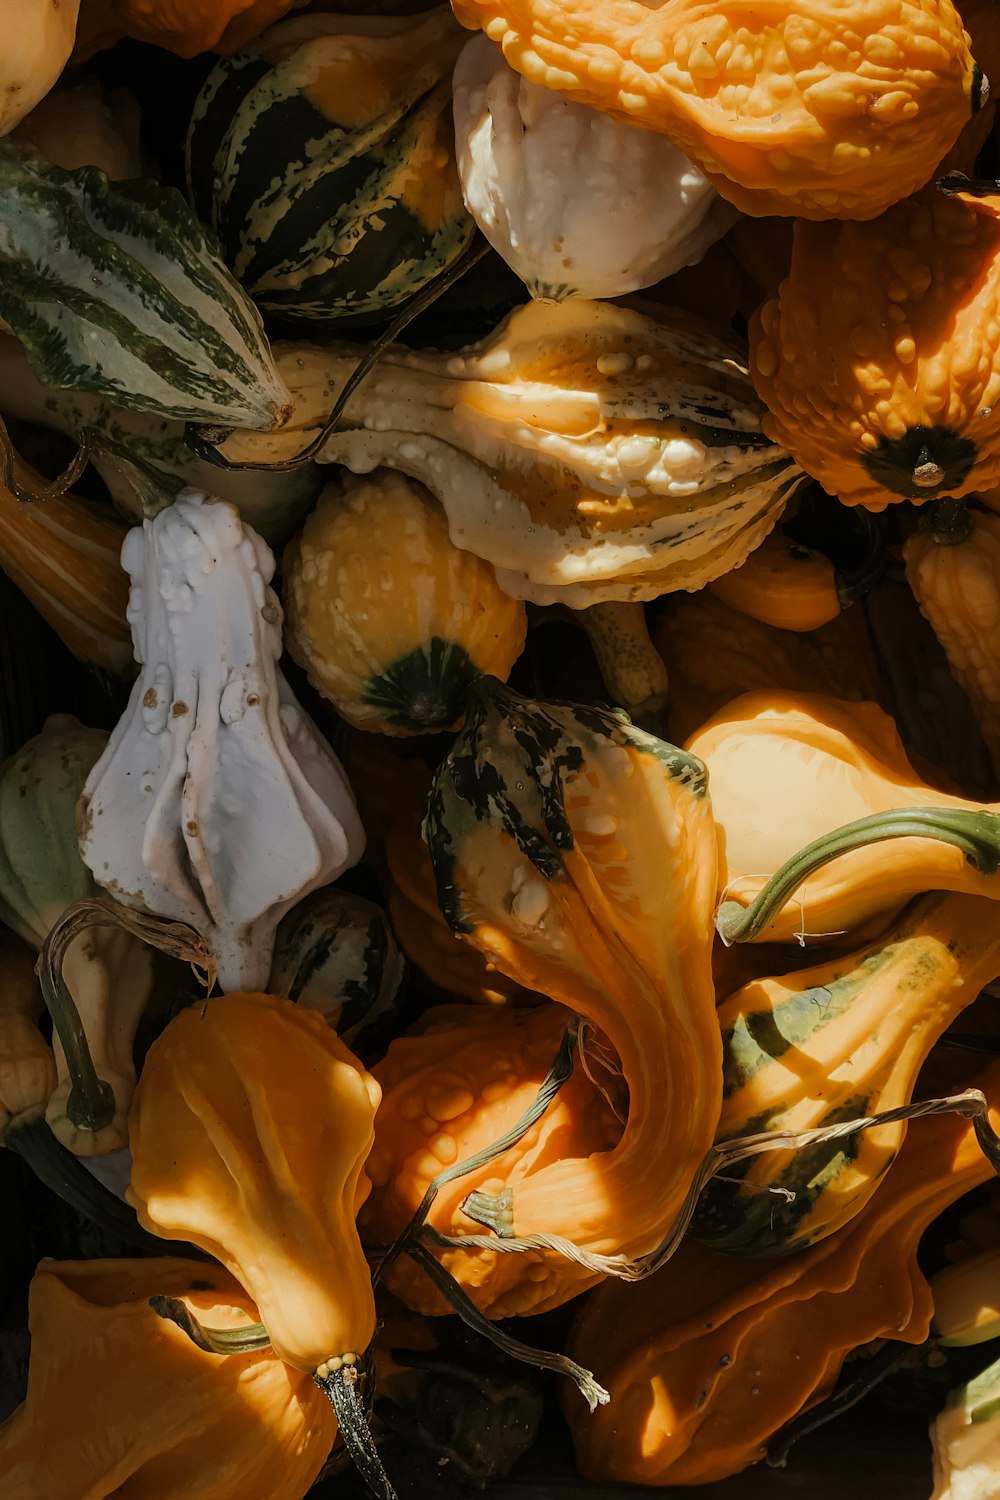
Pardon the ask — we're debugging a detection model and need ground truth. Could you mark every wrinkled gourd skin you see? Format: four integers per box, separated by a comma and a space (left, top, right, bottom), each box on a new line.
751, 187, 1000, 510
450, 0, 982, 219
0, 1256, 335, 1500
686, 690, 1000, 942
905, 505, 1000, 778
74, 0, 299, 58
283, 472, 527, 735
78, 491, 365, 991
217, 304, 804, 607
692, 890, 1000, 1255
363, 1002, 623, 1315
127, 992, 380, 1372
364, 679, 723, 1316
565, 1061, 1000, 1486
452, 33, 733, 300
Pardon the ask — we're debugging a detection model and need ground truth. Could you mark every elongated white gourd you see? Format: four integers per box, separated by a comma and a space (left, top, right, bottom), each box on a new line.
78, 491, 365, 990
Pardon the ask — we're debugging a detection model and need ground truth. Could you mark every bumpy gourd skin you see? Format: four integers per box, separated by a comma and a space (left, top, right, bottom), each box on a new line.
127, 992, 381, 1372
564, 1059, 1000, 1486
0, 1257, 335, 1500
451, 0, 981, 219
751, 187, 1000, 509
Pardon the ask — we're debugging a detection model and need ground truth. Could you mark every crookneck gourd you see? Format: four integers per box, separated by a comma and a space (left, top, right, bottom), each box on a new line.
283, 472, 527, 734
212, 301, 805, 607
686, 690, 1000, 944
128, 992, 380, 1376
78, 491, 365, 991
750, 181, 1000, 510
451, 33, 733, 300
564, 1057, 1000, 1487
448, 0, 983, 220
692, 890, 1000, 1256
186, 8, 474, 321
0, 1256, 335, 1500
362, 677, 723, 1317
905, 499, 1000, 778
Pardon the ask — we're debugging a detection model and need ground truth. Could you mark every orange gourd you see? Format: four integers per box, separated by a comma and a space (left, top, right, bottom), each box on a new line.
564, 1058, 1000, 1486
74, 0, 299, 58
450, 0, 982, 219
750, 182, 1000, 511
0, 1256, 334, 1498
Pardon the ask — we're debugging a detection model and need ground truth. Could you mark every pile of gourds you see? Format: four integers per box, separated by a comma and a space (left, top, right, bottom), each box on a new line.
4, 1, 1000, 1498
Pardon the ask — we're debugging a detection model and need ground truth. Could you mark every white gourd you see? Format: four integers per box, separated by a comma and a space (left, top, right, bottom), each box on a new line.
78, 490, 365, 991
0, 0, 81, 136
452, 34, 736, 301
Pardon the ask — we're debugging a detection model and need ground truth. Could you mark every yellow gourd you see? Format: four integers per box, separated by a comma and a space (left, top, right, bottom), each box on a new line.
708, 528, 841, 632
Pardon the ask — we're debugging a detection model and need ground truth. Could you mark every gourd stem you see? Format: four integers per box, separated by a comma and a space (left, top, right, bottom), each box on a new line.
185, 236, 491, 474
149, 1296, 270, 1354
577, 602, 670, 737
5, 1114, 194, 1255
406, 1241, 609, 1412
925, 496, 973, 546
765, 1340, 911, 1468
37, 897, 217, 1135
0, 412, 92, 503
315, 1354, 396, 1500
715, 808, 1000, 944
373, 1018, 579, 1285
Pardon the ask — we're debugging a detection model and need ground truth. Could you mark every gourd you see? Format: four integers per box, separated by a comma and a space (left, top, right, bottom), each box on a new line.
564, 1058, 1000, 1486
0, 931, 56, 1141
933, 1248, 1000, 1345
269, 886, 406, 1063
0, 716, 155, 1156
363, 677, 723, 1317
905, 500, 1000, 777
0, 140, 291, 429
652, 590, 884, 745
283, 472, 527, 735
686, 690, 1000, 944
691, 890, 1000, 1256
78, 491, 365, 992
214, 300, 805, 607
0, 0, 80, 136
930, 1352, 1000, 1500
448, 0, 982, 220
128, 991, 381, 1375
451, 33, 733, 301
186, 9, 474, 321
0, 334, 321, 542
74, 0, 300, 58
0, 1255, 335, 1499
11, 78, 142, 177
750, 182, 1000, 511
0, 451, 131, 674
707, 526, 842, 632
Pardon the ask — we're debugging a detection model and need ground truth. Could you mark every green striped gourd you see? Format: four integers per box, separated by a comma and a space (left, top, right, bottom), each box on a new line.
185, 9, 474, 322
0, 141, 290, 428
214, 301, 806, 607
268, 887, 406, 1065
689, 891, 1000, 1257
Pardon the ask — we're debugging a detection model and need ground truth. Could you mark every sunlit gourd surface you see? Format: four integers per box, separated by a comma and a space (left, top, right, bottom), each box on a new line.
2, 3, 1000, 1500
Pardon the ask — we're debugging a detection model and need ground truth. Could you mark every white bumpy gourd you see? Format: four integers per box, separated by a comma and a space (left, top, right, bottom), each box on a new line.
79, 490, 365, 990
452, 34, 736, 301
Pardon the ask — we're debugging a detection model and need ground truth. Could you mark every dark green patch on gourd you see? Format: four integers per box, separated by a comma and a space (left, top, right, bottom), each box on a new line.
859, 425, 976, 501
361, 637, 479, 731
689, 1094, 876, 1257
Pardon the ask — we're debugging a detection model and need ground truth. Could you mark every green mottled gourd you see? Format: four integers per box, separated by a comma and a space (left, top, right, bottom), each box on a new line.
691, 890, 1000, 1256
216, 301, 805, 606
283, 471, 527, 734
186, 8, 474, 321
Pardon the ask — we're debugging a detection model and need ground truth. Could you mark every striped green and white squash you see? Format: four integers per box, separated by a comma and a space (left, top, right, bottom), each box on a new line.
185, 9, 474, 322
0, 141, 291, 428
269, 887, 406, 1065
216, 300, 806, 606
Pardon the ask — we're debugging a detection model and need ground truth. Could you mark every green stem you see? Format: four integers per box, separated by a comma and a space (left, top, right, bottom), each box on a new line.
406, 1242, 609, 1412
715, 808, 1000, 944
185, 236, 491, 474
149, 1296, 269, 1354
315, 1353, 396, 1500
373, 1018, 579, 1285
5, 1114, 195, 1255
